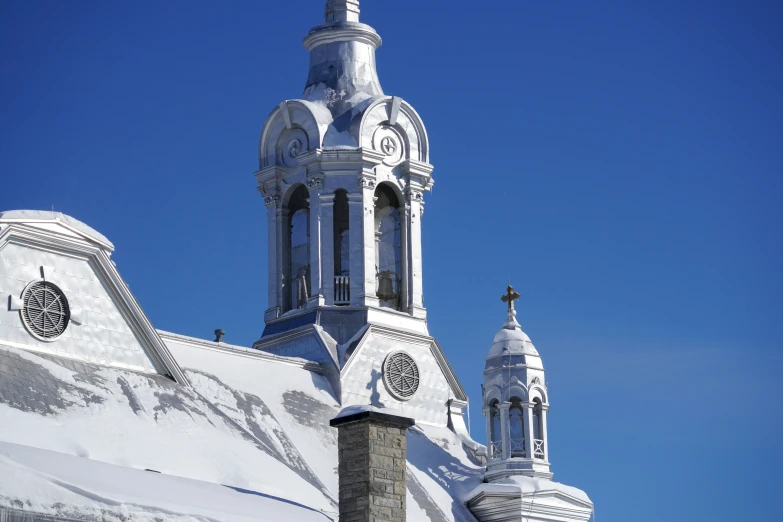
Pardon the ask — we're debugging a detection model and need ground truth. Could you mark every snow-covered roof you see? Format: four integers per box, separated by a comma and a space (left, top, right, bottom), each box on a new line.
0, 332, 485, 521
0, 210, 114, 250
0, 441, 329, 522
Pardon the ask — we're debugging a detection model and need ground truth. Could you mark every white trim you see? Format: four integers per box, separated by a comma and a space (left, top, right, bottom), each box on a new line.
158, 330, 324, 374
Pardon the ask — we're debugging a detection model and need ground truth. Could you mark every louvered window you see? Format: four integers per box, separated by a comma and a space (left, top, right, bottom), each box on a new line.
21, 280, 70, 341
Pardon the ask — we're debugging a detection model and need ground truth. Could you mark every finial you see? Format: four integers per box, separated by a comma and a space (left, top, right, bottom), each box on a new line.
501, 284, 521, 329
325, 0, 360, 23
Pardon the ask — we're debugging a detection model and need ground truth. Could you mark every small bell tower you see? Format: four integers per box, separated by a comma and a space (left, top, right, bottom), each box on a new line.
255, 0, 433, 333
482, 285, 552, 481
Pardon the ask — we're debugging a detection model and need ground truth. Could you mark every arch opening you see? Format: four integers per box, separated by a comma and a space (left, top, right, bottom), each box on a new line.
334, 190, 350, 305
532, 398, 545, 459
374, 184, 402, 310
489, 399, 502, 460
287, 185, 310, 312
509, 397, 526, 458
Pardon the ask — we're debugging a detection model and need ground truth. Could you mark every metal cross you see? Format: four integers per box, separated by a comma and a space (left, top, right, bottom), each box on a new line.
501, 284, 521, 311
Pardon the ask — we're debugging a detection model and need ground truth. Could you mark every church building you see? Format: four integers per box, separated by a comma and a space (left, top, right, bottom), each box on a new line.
0, 2, 593, 521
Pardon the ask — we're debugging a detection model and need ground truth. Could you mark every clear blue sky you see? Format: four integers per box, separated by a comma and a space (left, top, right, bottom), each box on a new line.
2, 1, 781, 520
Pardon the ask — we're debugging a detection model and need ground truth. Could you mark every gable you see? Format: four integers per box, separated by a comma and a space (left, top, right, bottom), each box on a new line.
0, 218, 187, 384
341, 324, 467, 426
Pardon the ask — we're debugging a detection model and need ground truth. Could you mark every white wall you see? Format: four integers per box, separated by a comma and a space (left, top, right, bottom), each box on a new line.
0, 242, 156, 373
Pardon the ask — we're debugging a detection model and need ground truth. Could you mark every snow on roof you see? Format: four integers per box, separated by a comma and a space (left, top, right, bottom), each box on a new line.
0, 210, 114, 250
0, 441, 331, 522
0, 322, 493, 521
466, 475, 592, 505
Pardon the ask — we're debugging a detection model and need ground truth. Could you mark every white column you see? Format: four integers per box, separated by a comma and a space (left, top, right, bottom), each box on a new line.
308, 185, 325, 307
277, 207, 290, 313
399, 203, 410, 313
265, 201, 279, 321
523, 402, 535, 461
541, 404, 550, 462
320, 192, 336, 305
498, 402, 512, 461
483, 407, 494, 460
347, 191, 365, 306
408, 192, 425, 318
358, 180, 380, 307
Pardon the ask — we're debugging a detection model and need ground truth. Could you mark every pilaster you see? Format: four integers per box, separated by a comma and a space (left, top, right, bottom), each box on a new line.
358, 177, 380, 308
307, 178, 326, 307
407, 189, 425, 318
348, 191, 366, 306
541, 404, 550, 462
498, 401, 512, 461
320, 192, 336, 305
523, 402, 535, 463
265, 197, 280, 321
277, 206, 290, 313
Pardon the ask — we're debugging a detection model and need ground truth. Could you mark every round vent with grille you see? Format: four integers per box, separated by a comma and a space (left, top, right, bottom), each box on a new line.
382, 351, 420, 400
20, 280, 70, 341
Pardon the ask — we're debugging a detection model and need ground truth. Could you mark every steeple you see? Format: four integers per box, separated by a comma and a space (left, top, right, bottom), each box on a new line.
255, 0, 433, 338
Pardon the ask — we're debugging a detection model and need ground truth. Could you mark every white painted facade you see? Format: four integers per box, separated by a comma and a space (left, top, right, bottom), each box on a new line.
0, 2, 594, 521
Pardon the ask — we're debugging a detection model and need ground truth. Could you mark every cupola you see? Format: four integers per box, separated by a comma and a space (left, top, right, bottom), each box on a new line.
482, 285, 552, 481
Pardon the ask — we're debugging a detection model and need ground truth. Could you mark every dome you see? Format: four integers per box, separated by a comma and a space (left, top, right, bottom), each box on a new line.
487, 310, 540, 358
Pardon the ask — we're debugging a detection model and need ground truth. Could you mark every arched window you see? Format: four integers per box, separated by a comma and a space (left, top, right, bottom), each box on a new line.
374, 184, 402, 310
288, 185, 310, 311
532, 398, 545, 458
489, 399, 502, 459
509, 397, 526, 457
333, 190, 350, 305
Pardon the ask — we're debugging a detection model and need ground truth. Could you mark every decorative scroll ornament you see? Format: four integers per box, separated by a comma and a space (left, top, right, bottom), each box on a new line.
264, 195, 281, 207
306, 177, 324, 190
281, 128, 308, 167
358, 177, 376, 189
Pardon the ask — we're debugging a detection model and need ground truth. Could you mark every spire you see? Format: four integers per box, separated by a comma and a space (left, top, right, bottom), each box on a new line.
325, 0, 360, 23
501, 284, 521, 330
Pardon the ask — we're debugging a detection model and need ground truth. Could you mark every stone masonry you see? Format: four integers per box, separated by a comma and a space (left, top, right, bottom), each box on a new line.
330, 410, 416, 522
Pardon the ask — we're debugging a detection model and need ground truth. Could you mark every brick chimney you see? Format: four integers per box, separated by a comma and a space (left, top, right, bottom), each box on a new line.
330, 408, 415, 522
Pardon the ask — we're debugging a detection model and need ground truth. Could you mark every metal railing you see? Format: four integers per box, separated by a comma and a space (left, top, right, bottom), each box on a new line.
509, 437, 526, 458
489, 440, 503, 460
533, 439, 545, 459
334, 276, 350, 305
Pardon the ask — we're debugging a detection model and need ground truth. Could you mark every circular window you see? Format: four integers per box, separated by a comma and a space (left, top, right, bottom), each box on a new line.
20, 280, 70, 341
382, 351, 420, 400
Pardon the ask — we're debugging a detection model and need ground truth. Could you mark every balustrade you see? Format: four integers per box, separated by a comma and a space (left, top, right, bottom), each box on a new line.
334, 276, 350, 305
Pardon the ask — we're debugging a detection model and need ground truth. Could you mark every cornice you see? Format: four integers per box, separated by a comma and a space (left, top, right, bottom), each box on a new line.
303, 22, 382, 51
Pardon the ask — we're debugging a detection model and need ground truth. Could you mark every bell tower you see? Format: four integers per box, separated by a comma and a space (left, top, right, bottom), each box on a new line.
255, 0, 433, 333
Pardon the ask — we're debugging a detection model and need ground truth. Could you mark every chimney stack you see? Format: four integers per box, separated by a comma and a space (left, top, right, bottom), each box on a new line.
330, 408, 415, 522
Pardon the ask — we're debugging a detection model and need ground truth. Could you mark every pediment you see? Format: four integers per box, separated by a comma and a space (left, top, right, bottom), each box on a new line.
0, 214, 188, 385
